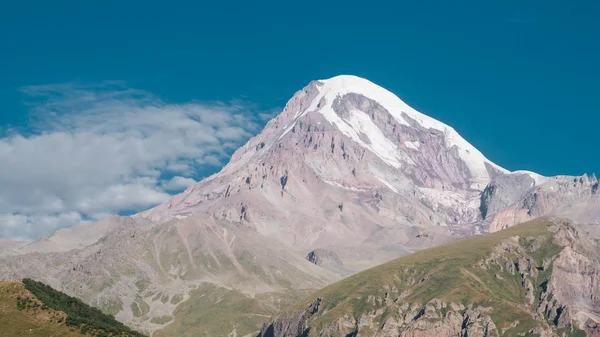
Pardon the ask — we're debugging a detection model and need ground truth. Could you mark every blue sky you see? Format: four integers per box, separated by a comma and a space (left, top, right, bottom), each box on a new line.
0, 0, 599, 239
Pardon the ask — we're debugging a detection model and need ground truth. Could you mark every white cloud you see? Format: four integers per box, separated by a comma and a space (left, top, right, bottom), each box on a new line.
161, 176, 197, 192
0, 82, 277, 240
0, 212, 84, 242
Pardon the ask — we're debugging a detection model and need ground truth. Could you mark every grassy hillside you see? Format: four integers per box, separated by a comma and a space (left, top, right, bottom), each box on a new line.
21, 278, 145, 337
0, 279, 144, 337
0, 280, 85, 337
155, 283, 314, 337
260, 218, 589, 337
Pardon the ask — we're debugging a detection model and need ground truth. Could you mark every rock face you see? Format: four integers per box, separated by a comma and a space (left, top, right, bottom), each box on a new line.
486, 174, 600, 232
258, 301, 500, 337
259, 297, 322, 337
480, 171, 541, 219
258, 218, 600, 337
306, 249, 345, 273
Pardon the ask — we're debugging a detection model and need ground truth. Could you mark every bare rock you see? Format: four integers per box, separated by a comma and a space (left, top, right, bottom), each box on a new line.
480, 172, 537, 219
258, 297, 321, 337
306, 249, 344, 271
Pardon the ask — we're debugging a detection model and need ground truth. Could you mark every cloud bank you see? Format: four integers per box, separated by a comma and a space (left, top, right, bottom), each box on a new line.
0, 82, 277, 240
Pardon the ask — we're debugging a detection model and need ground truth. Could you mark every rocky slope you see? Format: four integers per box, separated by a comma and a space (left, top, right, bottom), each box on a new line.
306, 249, 347, 275
258, 217, 600, 337
0, 215, 336, 336
0, 238, 28, 254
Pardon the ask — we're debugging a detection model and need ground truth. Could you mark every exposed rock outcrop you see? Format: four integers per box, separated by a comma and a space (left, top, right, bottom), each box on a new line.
258, 298, 321, 337
480, 172, 538, 219
487, 174, 600, 232
306, 249, 344, 270
258, 300, 501, 337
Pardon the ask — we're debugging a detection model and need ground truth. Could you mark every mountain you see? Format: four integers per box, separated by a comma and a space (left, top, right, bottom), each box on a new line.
1, 75, 599, 336
138, 75, 599, 262
138, 75, 511, 268
258, 217, 600, 337
0, 279, 142, 337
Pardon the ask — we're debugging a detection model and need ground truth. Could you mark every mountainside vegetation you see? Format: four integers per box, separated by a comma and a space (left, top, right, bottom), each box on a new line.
259, 218, 600, 337
0, 279, 144, 337
0, 280, 83, 337
156, 283, 296, 337
21, 278, 145, 337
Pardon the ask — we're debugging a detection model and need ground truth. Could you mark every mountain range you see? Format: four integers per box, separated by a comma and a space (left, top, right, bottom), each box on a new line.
1, 75, 598, 337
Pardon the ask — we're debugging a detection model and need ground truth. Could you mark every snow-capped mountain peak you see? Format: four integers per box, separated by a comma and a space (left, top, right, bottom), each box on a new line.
287, 75, 508, 188
139, 75, 513, 234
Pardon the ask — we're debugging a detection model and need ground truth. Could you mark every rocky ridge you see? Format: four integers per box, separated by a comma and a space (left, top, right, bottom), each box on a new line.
258, 218, 600, 337
305, 249, 346, 275
483, 173, 600, 233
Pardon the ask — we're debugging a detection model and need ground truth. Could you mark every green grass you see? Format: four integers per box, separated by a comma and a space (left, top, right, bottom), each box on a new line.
159, 283, 289, 337
0, 281, 86, 337
98, 297, 124, 317
130, 296, 150, 319
170, 294, 183, 305
149, 315, 173, 325
274, 218, 567, 336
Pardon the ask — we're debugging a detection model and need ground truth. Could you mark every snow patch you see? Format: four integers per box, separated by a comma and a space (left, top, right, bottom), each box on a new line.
375, 176, 399, 193
419, 188, 468, 209
418, 187, 481, 221
510, 170, 549, 186
323, 179, 368, 192
279, 122, 297, 140
311, 100, 408, 168
405, 141, 420, 150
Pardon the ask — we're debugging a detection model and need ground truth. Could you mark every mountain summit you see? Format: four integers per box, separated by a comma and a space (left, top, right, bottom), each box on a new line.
294, 75, 507, 186
141, 75, 598, 244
